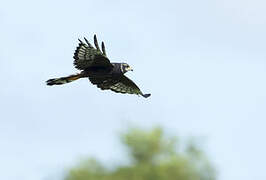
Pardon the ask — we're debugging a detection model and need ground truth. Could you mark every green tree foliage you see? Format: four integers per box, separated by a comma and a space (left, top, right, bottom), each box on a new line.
65, 127, 216, 180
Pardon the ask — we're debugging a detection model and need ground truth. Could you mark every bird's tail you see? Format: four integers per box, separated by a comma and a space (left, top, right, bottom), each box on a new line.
46, 73, 82, 86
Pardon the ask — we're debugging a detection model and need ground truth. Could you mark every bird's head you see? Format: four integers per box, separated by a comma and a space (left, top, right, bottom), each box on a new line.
121, 63, 133, 73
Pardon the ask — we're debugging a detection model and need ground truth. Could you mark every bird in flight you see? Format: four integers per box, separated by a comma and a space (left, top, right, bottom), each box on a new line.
46, 35, 151, 98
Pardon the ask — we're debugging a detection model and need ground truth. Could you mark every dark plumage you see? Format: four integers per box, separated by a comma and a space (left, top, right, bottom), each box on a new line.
46, 35, 151, 98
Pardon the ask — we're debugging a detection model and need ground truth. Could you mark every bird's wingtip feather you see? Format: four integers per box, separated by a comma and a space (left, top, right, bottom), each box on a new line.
142, 93, 151, 98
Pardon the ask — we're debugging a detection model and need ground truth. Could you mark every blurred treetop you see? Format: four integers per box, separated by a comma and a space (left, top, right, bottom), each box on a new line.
65, 127, 216, 180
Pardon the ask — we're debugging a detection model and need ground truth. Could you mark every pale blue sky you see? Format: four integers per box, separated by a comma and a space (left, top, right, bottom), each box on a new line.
1, 0, 266, 180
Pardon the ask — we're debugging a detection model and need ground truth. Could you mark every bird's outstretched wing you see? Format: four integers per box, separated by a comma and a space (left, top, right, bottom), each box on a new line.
89, 75, 151, 98
73, 35, 113, 70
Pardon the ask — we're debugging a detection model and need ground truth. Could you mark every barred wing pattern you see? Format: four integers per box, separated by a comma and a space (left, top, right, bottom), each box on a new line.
89, 75, 144, 96
73, 35, 113, 70
89, 76, 119, 90
109, 75, 143, 95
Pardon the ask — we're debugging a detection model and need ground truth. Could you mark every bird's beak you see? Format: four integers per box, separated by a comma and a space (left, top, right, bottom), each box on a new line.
126, 66, 133, 71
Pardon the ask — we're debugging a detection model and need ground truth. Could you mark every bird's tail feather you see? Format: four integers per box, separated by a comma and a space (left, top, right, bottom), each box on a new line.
46, 73, 82, 86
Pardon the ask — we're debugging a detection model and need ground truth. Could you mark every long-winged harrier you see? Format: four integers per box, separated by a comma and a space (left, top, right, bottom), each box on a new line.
46, 35, 151, 98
